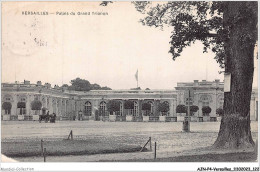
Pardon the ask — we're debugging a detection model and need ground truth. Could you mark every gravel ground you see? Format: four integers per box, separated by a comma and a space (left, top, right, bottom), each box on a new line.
1, 121, 258, 162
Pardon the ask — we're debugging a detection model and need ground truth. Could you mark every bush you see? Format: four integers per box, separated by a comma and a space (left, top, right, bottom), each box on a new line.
186, 105, 199, 116
202, 106, 212, 116
216, 108, 224, 116
17, 102, 26, 108
107, 100, 120, 114
176, 104, 186, 113
142, 103, 151, 110
31, 100, 42, 110
189, 105, 199, 113
158, 102, 170, 112
124, 100, 134, 109
2, 102, 12, 110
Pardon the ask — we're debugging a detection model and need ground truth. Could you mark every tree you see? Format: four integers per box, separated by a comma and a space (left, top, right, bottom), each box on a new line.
158, 102, 170, 116
202, 106, 212, 116
187, 105, 199, 116
142, 102, 151, 111
2, 102, 12, 110
216, 108, 224, 117
17, 102, 26, 108
31, 100, 42, 110
176, 104, 187, 113
107, 100, 120, 115
130, 87, 141, 90
124, 100, 134, 109
62, 84, 69, 87
133, 1, 257, 149
68, 78, 112, 91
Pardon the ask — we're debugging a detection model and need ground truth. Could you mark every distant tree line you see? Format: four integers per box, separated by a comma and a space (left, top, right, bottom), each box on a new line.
62, 78, 112, 91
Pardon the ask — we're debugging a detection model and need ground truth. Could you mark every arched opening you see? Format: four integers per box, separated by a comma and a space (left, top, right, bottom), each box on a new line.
17, 102, 26, 115
84, 101, 92, 116
200, 95, 210, 106
31, 100, 42, 115
133, 101, 139, 116
99, 101, 106, 116
148, 101, 154, 116
162, 101, 169, 116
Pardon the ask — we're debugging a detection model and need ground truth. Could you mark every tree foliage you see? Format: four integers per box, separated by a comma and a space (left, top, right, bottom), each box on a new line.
142, 102, 151, 110
202, 106, 212, 115
2, 102, 12, 110
31, 100, 42, 110
17, 102, 26, 108
66, 78, 112, 91
176, 104, 186, 113
186, 105, 199, 116
124, 100, 134, 109
133, 1, 257, 68
175, 105, 199, 116
107, 100, 120, 113
158, 102, 170, 112
216, 107, 224, 116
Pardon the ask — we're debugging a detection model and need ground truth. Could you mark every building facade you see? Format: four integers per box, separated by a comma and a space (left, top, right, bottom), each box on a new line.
1, 79, 258, 122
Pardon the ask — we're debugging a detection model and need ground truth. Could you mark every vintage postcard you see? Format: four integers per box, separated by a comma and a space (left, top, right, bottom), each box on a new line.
1, 1, 259, 171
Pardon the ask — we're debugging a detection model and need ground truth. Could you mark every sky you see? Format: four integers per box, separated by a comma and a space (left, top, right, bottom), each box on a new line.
2, 2, 258, 89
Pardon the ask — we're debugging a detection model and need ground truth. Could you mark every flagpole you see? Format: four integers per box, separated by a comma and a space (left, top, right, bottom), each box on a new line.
135, 69, 138, 88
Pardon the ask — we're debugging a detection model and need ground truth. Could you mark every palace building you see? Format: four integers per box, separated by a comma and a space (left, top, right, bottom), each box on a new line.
1, 79, 258, 122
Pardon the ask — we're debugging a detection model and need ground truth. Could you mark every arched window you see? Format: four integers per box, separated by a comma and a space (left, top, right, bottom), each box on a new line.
17, 102, 26, 115
200, 95, 210, 106
3, 94, 13, 102
84, 101, 92, 116
148, 101, 154, 114
133, 101, 139, 116
100, 101, 106, 116
185, 97, 193, 106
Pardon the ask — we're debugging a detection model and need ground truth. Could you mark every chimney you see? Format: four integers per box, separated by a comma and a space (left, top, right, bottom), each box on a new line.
37, 81, 42, 86
215, 79, 220, 87
44, 83, 51, 89
24, 80, 30, 85
194, 80, 199, 86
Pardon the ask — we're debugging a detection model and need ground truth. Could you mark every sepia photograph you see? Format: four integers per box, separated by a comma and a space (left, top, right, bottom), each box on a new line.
1, 1, 259, 171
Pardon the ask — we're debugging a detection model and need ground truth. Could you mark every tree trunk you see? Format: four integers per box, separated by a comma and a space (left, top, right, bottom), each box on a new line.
213, 2, 258, 149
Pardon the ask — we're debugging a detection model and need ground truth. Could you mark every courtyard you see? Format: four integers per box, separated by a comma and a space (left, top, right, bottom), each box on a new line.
1, 121, 258, 162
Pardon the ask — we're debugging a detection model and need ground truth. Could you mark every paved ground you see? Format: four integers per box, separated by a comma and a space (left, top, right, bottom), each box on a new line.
1, 121, 258, 162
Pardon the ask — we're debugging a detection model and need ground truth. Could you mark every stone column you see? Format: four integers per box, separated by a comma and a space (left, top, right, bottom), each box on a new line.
250, 98, 255, 121
11, 94, 17, 116
44, 96, 47, 109
26, 94, 31, 115
210, 93, 217, 118
58, 99, 62, 119
49, 97, 54, 114
138, 99, 142, 117
169, 99, 174, 117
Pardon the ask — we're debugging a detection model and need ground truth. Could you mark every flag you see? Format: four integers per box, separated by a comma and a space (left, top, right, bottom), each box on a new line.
135, 69, 138, 81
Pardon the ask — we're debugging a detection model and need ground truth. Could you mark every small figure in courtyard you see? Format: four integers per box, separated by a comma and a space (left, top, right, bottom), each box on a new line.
78, 110, 83, 121
50, 113, 56, 123
45, 111, 50, 123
